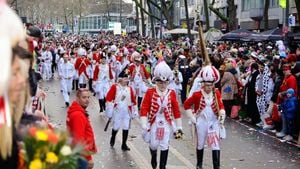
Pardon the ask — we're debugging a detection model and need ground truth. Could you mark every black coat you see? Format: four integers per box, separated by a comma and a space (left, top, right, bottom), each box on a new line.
245, 70, 259, 103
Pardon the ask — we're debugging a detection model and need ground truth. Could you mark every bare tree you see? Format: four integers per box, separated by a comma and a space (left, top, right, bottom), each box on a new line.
295, 0, 300, 22
203, 0, 210, 29
147, 0, 155, 37
263, 0, 270, 30
184, 0, 191, 39
140, 0, 145, 36
209, 0, 237, 31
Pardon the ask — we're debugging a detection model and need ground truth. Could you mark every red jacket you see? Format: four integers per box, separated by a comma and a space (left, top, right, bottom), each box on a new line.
92, 52, 101, 63
93, 63, 114, 81
279, 74, 298, 95
66, 101, 97, 160
74, 57, 90, 77
183, 89, 225, 116
140, 88, 181, 126
128, 63, 150, 80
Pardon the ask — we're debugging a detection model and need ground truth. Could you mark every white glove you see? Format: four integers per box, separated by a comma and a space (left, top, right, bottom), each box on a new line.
131, 111, 139, 119
218, 110, 226, 126
105, 103, 114, 118
174, 118, 183, 131
186, 109, 196, 124
140, 116, 148, 130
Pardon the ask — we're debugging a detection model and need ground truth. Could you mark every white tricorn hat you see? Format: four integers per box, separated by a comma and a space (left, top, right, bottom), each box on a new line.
152, 61, 173, 82
198, 65, 220, 84
0, 3, 26, 96
77, 47, 86, 56
131, 51, 142, 62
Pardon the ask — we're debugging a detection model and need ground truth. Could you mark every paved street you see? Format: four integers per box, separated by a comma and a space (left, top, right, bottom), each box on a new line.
42, 77, 300, 169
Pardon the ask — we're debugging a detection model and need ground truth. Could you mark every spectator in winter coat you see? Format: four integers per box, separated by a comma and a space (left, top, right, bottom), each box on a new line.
278, 88, 297, 141
67, 88, 97, 169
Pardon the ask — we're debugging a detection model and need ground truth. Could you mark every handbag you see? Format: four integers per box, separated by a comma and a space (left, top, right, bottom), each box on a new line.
271, 103, 281, 122
230, 105, 241, 119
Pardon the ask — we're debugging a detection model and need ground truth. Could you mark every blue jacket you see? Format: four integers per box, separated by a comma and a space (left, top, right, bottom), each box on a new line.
281, 96, 297, 119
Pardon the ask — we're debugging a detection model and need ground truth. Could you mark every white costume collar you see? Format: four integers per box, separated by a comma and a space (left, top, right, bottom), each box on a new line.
201, 89, 213, 98
156, 87, 168, 97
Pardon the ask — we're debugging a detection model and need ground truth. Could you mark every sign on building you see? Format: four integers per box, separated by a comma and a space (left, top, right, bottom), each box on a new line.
114, 22, 122, 35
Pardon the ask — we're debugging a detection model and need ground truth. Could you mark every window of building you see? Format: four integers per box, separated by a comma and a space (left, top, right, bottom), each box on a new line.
80, 18, 84, 30
188, 0, 194, 6
251, 0, 263, 8
85, 18, 89, 29
270, 0, 279, 8
242, 0, 251, 11
98, 16, 101, 29
94, 16, 97, 29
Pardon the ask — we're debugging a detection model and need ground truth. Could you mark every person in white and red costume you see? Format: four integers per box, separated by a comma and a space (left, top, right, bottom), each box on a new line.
74, 48, 90, 88
140, 61, 183, 169
105, 67, 138, 151
128, 51, 151, 108
93, 56, 114, 113
183, 65, 226, 169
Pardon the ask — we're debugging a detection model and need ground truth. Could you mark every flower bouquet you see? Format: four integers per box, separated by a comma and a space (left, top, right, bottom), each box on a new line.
20, 127, 84, 169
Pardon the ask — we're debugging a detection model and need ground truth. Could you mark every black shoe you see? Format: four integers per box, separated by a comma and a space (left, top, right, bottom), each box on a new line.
121, 144, 130, 151
196, 149, 204, 169
121, 130, 130, 151
110, 129, 118, 147
150, 148, 157, 169
65, 102, 69, 107
68, 92, 70, 96
212, 150, 220, 169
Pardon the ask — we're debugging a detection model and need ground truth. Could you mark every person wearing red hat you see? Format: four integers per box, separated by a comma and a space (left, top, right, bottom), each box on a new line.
105, 67, 138, 151
140, 61, 183, 169
184, 65, 225, 169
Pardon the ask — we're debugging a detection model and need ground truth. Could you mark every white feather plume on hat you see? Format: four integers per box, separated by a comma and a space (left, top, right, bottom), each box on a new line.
198, 65, 220, 84
0, 3, 26, 96
152, 61, 173, 82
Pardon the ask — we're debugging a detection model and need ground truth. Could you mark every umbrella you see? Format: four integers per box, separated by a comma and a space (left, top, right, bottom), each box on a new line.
219, 28, 257, 41
251, 27, 284, 41
204, 28, 223, 42
163, 28, 198, 35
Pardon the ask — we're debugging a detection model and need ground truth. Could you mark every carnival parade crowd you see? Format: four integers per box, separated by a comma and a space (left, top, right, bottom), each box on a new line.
0, 2, 300, 169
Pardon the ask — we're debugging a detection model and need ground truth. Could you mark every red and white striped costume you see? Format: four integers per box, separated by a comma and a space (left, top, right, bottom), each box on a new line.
140, 87, 181, 150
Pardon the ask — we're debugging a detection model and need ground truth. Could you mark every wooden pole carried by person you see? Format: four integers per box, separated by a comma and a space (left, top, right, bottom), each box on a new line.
197, 21, 211, 66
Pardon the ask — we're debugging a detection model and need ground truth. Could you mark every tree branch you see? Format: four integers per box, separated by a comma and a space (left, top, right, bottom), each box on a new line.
133, 0, 161, 21
208, 4, 228, 23
148, 0, 161, 10
167, 0, 175, 11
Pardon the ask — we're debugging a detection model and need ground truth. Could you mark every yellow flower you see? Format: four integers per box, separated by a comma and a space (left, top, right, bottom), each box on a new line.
35, 130, 48, 141
29, 159, 43, 169
46, 152, 59, 164
60, 145, 72, 156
